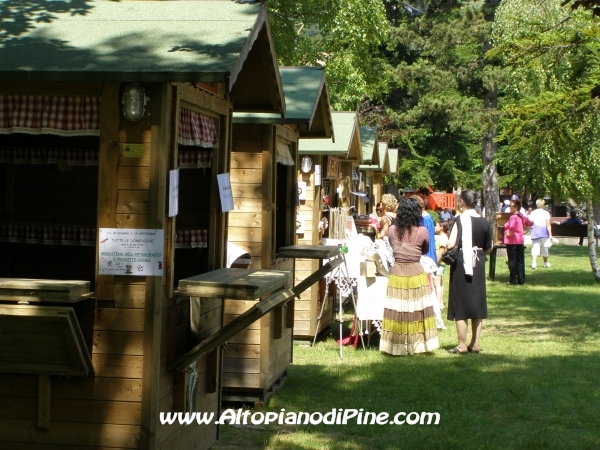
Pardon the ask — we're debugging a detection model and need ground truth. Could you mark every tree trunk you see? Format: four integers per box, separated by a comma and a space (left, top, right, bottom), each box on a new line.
482, 82, 499, 233
586, 199, 600, 282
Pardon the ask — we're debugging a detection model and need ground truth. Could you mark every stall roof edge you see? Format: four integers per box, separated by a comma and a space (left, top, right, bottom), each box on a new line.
0, 1, 284, 114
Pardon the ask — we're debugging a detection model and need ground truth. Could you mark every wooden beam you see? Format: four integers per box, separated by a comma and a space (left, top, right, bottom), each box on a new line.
169, 255, 343, 372
37, 374, 51, 429
140, 82, 169, 450
95, 82, 121, 300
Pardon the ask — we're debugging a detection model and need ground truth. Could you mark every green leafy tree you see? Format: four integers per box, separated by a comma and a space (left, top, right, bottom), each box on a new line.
267, 0, 390, 110
365, 0, 504, 222
491, 0, 600, 280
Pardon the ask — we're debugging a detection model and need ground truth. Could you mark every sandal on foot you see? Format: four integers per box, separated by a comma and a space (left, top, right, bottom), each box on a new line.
467, 346, 480, 354
447, 346, 468, 354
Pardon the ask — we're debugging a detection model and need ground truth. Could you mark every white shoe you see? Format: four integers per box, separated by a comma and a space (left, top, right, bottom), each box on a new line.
531, 264, 537, 270
544, 262, 551, 268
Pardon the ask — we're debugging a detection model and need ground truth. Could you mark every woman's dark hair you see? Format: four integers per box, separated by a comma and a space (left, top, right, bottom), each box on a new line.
460, 189, 478, 209
511, 199, 522, 210
392, 197, 421, 240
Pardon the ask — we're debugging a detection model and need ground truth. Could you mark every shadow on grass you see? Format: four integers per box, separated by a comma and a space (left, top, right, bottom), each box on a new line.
215, 245, 600, 450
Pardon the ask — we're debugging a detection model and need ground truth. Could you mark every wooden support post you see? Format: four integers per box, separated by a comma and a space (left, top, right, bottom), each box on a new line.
206, 349, 218, 393
273, 305, 283, 339
37, 374, 51, 429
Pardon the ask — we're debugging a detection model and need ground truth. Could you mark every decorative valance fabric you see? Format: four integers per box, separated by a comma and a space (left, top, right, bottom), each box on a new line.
0, 224, 96, 246
0, 148, 99, 166
178, 150, 211, 169
178, 108, 218, 148
175, 229, 208, 249
276, 142, 294, 166
0, 95, 101, 136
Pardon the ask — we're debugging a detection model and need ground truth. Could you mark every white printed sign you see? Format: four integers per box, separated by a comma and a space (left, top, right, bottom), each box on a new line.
169, 169, 179, 217
217, 173, 234, 212
99, 229, 164, 276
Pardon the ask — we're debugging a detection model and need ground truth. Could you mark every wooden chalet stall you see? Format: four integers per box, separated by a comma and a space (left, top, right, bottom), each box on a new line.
294, 111, 363, 339
357, 127, 380, 211
226, 66, 333, 402
0, 2, 284, 450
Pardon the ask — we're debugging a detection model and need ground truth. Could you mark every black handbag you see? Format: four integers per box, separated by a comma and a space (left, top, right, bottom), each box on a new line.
441, 219, 462, 265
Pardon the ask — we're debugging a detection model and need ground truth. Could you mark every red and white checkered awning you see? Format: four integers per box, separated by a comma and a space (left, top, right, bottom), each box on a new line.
0, 147, 99, 166
178, 150, 211, 169
178, 108, 218, 148
0, 224, 96, 246
175, 229, 208, 249
0, 95, 101, 136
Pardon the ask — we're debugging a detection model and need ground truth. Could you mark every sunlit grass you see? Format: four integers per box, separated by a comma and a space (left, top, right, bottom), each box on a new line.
214, 245, 600, 450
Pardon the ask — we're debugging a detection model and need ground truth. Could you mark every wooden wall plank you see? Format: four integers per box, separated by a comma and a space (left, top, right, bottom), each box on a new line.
117, 166, 150, 190
92, 354, 143, 379
116, 190, 149, 215
95, 82, 121, 300
0, 419, 139, 449
94, 308, 145, 332
93, 331, 144, 356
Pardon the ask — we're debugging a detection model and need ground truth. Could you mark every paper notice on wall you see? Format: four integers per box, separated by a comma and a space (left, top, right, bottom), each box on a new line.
98, 229, 164, 276
298, 181, 307, 201
296, 214, 305, 234
169, 169, 179, 217
217, 173, 234, 212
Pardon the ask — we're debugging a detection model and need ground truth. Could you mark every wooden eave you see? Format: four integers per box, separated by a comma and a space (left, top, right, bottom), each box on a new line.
359, 127, 379, 166
296, 78, 334, 139
345, 117, 363, 163
229, 6, 285, 117
387, 148, 399, 175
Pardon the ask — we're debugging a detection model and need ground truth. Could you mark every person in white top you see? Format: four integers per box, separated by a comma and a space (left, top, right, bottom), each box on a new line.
528, 199, 553, 269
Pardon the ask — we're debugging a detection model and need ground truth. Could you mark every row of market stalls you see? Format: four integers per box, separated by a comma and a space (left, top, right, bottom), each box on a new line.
0, 2, 337, 450
0, 1, 398, 449
294, 117, 398, 339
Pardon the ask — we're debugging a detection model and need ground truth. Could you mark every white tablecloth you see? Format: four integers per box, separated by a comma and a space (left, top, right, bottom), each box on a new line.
356, 276, 387, 321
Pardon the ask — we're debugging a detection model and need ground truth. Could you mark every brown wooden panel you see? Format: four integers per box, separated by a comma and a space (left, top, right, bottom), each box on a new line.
92, 354, 143, 378
232, 198, 262, 213
52, 376, 143, 402
116, 213, 148, 228
227, 329, 260, 345
222, 343, 260, 359
117, 166, 150, 190
222, 372, 261, 389
230, 168, 262, 184
228, 212, 262, 227
228, 226, 262, 243
94, 308, 145, 332
0, 419, 140, 448
52, 398, 141, 425
223, 314, 259, 329
114, 283, 146, 308
231, 183, 262, 199
116, 190, 149, 215
224, 299, 256, 315
230, 151, 263, 168
93, 331, 144, 356
223, 357, 260, 374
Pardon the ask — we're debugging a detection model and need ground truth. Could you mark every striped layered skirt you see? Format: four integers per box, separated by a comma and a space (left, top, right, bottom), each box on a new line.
379, 262, 440, 356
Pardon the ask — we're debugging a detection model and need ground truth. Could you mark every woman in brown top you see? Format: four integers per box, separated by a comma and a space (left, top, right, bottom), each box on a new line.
380, 198, 440, 355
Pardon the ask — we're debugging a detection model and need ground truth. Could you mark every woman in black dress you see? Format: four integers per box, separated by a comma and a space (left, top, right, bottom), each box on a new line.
446, 190, 493, 354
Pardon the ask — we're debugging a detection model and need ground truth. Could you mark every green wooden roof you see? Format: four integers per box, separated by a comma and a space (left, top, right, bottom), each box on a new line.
233, 66, 333, 138
388, 148, 399, 175
360, 141, 388, 172
359, 126, 378, 166
298, 111, 359, 157
0, 1, 265, 84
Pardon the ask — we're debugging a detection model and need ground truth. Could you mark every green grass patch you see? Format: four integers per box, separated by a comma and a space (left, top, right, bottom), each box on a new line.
214, 245, 600, 450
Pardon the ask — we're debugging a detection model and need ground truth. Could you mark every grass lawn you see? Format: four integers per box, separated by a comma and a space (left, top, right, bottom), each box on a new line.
213, 245, 600, 450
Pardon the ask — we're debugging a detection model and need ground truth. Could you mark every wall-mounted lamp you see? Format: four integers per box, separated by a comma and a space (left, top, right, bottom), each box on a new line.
122, 83, 148, 121
301, 156, 313, 173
